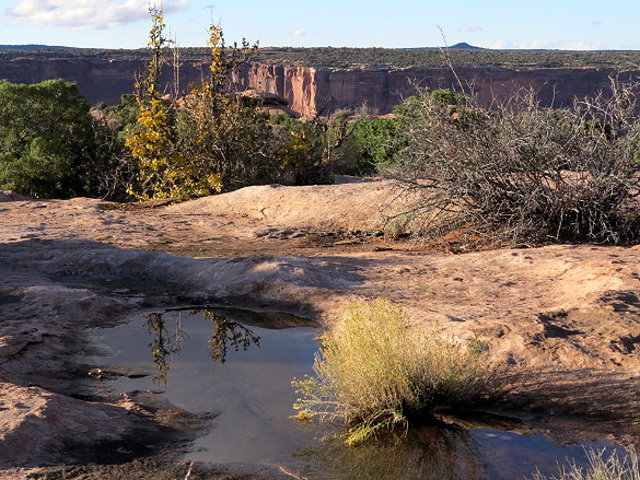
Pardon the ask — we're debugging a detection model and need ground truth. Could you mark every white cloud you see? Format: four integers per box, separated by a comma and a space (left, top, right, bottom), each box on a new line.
489, 39, 598, 50
6, 0, 188, 30
292, 27, 306, 37
489, 40, 508, 50
561, 41, 597, 51
458, 25, 483, 33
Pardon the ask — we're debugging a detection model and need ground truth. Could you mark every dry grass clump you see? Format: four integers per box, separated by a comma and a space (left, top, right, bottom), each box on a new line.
532, 447, 639, 480
292, 298, 495, 445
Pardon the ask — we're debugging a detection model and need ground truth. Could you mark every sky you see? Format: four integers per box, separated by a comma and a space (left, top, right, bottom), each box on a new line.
0, 0, 637, 50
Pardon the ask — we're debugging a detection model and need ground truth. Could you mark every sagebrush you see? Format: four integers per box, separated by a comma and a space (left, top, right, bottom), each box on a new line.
292, 298, 495, 445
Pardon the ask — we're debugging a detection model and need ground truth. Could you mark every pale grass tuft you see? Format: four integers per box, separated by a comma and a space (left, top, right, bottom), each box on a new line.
532, 448, 640, 480
293, 298, 496, 445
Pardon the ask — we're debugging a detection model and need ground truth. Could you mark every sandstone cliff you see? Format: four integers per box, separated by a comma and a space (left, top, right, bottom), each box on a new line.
0, 56, 208, 106
1, 55, 638, 115
234, 63, 640, 116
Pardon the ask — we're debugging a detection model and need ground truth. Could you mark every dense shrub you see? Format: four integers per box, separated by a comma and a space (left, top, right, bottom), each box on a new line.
0, 79, 95, 198
125, 10, 331, 201
391, 84, 640, 245
271, 114, 332, 185
86, 96, 140, 201
292, 299, 495, 445
345, 117, 407, 175
0, 80, 135, 200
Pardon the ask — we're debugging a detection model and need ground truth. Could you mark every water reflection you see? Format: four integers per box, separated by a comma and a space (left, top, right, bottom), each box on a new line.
96, 310, 621, 479
304, 424, 486, 480
145, 309, 261, 383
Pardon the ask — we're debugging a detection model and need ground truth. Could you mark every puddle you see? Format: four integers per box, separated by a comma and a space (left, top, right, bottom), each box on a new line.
92, 308, 624, 480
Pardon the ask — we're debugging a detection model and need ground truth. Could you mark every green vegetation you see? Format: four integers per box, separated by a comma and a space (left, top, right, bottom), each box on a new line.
0, 79, 96, 198
3, 47, 640, 71
252, 47, 640, 70
532, 447, 639, 480
123, 9, 332, 201
344, 117, 407, 175
0, 79, 139, 200
292, 298, 495, 445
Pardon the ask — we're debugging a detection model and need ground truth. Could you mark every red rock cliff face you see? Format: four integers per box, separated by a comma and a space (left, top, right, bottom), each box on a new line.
234, 63, 640, 115
0, 57, 208, 105
234, 63, 318, 115
1, 57, 639, 115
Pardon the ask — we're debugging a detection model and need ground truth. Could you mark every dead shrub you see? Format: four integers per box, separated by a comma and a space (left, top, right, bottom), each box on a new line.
390, 81, 640, 245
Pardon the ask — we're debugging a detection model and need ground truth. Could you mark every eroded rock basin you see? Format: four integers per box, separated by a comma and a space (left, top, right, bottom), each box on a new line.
84, 308, 625, 480
0, 181, 639, 479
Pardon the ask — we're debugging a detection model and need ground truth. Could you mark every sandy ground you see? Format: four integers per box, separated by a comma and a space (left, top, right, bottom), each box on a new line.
1, 180, 639, 478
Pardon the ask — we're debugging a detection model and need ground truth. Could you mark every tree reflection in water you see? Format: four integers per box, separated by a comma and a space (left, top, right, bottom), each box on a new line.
304, 424, 486, 480
145, 309, 261, 384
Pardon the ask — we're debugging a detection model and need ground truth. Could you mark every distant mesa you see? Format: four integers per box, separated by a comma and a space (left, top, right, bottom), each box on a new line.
447, 42, 487, 50
410, 42, 488, 51
0, 44, 78, 51
2, 45, 640, 116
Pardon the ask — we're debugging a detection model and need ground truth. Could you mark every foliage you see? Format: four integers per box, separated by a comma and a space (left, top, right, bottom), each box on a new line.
347, 117, 408, 174
87, 95, 141, 200
531, 447, 640, 480
0, 79, 95, 198
124, 8, 191, 200
125, 10, 331, 201
292, 298, 495, 445
273, 109, 407, 177
271, 114, 331, 184
390, 83, 640, 245
99, 94, 140, 136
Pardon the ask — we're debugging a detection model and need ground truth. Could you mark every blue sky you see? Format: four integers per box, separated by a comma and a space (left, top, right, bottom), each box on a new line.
0, 0, 637, 50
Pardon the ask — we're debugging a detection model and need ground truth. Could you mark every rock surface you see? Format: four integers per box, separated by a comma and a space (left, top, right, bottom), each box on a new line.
0, 179, 639, 475
1, 53, 639, 115
0, 191, 31, 202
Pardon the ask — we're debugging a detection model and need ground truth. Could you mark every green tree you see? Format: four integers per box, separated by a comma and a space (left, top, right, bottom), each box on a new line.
0, 79, 94, 198
348, 117, 406, 174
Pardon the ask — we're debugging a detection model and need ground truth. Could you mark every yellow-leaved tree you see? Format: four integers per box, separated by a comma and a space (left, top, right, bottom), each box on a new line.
125, 8, 332, 201
125, 8, 189, 200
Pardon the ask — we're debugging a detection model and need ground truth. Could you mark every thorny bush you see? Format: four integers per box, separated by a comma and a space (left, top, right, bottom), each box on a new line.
391, 83, 640, 246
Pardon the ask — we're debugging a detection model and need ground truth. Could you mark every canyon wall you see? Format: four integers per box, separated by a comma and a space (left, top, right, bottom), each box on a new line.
0, 57, 209, 105
234, 63, 640, 116
1, 56, 639, 115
